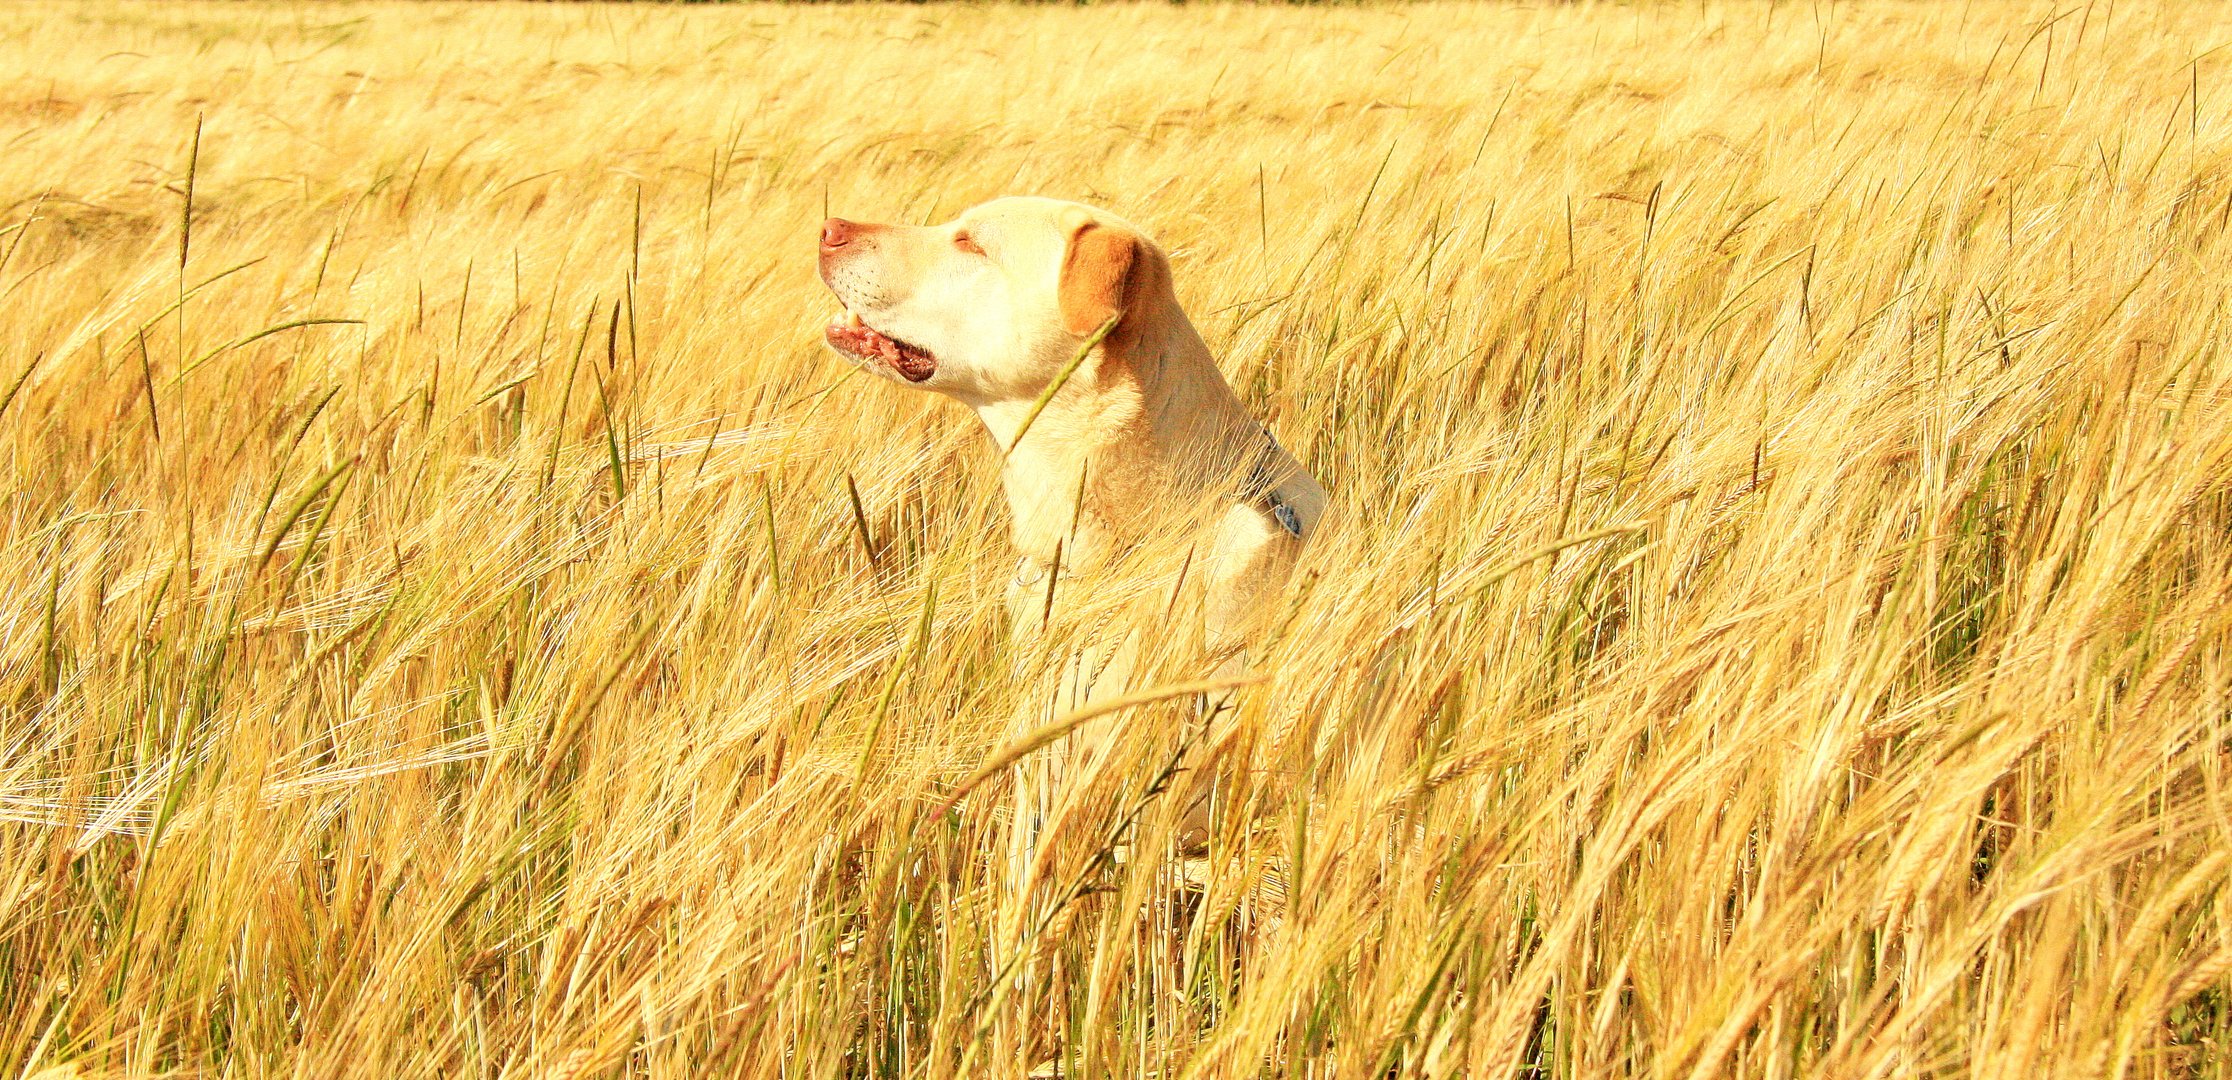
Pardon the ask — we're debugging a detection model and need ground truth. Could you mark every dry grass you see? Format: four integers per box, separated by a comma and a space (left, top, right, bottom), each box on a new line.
3, 1, 2231, 1075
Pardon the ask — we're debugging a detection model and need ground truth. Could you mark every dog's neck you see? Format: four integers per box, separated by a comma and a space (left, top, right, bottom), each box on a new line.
970, 303, 1257, 572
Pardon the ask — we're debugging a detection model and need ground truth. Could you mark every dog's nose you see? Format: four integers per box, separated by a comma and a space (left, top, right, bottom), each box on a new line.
820, 218, 855, 250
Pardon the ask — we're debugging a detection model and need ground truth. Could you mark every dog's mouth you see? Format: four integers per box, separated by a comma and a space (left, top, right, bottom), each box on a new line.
825, 308, 937, 383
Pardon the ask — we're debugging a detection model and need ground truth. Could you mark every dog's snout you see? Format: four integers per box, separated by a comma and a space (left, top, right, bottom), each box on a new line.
820, 218, 856, 250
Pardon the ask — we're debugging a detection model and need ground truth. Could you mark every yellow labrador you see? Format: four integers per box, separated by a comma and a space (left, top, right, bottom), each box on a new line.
817, 196, 1324, 666
820, 198, 1319, 1007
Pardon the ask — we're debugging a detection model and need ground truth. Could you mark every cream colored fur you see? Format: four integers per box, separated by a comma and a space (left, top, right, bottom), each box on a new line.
818, 195, 1325, 662
820, 196, 1326, 1005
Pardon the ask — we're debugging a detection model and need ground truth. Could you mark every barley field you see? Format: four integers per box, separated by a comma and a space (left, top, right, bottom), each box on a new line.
3, 1, 2231, 1076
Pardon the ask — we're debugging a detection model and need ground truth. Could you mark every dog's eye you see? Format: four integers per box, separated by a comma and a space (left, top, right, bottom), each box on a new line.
954, 233, 985, 256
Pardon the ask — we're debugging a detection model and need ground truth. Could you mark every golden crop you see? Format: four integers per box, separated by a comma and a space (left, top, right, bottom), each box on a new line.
2, 2, 2229, 1076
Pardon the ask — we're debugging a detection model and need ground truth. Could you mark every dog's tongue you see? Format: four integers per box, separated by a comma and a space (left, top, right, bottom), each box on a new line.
829, 315, 936, 382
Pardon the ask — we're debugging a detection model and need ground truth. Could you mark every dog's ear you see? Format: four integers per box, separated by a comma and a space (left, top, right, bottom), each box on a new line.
1058, 221, 1138, 337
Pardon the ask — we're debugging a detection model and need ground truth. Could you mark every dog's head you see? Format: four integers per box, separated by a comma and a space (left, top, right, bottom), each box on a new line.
817, 196, 1170, 403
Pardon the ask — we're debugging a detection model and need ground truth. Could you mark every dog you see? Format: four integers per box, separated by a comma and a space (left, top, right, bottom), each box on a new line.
819, 198, 1320, 1048
816, 196, 1325, 668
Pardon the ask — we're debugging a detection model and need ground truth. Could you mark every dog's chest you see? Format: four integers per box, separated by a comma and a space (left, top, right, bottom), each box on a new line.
999, 453, 1125, 569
